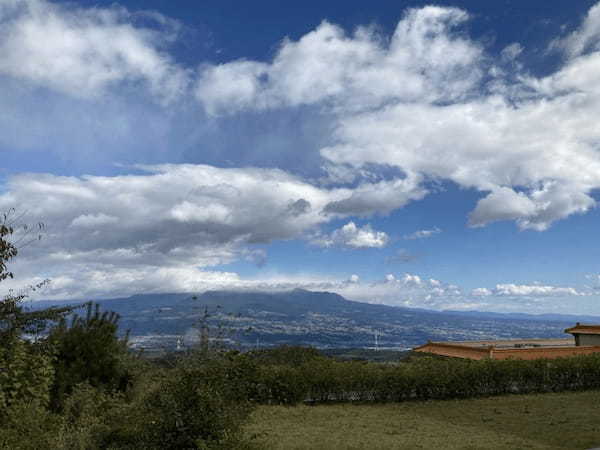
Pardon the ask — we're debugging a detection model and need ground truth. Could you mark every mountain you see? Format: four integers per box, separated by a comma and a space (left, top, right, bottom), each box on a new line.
28, 289, 595, 351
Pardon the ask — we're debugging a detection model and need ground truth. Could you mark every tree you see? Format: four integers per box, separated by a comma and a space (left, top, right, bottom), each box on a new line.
0, 210, 82, 415
0, 210, 78, 347
47, 302, 133, 411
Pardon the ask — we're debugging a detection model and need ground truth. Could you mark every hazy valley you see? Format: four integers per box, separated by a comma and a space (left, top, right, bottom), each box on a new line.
30, 289, 596, 353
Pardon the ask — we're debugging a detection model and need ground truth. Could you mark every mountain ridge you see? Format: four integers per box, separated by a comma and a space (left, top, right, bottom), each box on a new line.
26, 289, 597, 350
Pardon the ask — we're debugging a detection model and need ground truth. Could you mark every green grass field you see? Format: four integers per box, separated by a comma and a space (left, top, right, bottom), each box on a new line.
247, 390, 600, 449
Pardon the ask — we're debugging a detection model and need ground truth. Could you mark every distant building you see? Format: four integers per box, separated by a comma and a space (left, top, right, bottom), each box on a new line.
414, 323, 600, 360
564, 323, 600, 346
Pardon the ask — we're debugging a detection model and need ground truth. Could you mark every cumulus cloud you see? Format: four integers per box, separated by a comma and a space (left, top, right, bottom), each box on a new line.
0, 164, 355, 259
0, 0, 187, 100
471, 287, 492, 297
334, 277, 590, 312
330, 272, 465, 309
311, 222, 389, 249
493, 283, 586, 297
322, 176, 427, 217
0, 164, 410, 297
404, 227, 441, 240
466, 283, 589, 310
6, 1, 600, 231
196, 7, 481, 115
469, 184, 594, 231
196, 2, 600, 231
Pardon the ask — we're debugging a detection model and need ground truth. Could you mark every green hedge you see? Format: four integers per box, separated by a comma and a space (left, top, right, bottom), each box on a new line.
254, 353, 600, 404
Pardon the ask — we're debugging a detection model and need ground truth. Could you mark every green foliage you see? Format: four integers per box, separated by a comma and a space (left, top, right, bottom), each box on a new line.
57, 381, 131, 449
0, 217, 17, 283
97, 352, 260, 449
249, 345, 323, 367
0, 337, 55, 414
0, 400, 64, 450
46, 302, 133, 411
256, 365, 309, 405
252, 352, 600, 404
129, 353, 256, 449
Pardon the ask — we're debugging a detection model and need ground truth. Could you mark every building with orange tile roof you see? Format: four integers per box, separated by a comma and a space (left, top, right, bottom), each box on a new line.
564, 323, 600, 346
413, 323, 600, 360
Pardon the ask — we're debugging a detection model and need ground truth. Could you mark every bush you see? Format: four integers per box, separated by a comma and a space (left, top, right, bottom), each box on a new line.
257, 365, 309, 404
0, 337, 55, 414
253, 352, 600, 405
99, 352, 260, 449
46, 302, 133, 411
0, 400, 64, 450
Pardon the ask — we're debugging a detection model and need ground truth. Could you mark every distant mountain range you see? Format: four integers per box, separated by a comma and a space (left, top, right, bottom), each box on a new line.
28, 289, 599, 351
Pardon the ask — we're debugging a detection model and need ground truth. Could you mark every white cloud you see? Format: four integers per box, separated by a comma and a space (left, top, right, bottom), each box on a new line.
196, 7, 482, 115
322, 176, 427, 217
2, 265, 243, 300
332, 272, 465, 309
196, 2, 600, 231
493, 283, 586, 297
330, 277, 591, 312
500, 43, 523, 61
469, 184, 595, 231
0, 164, 353, 259
551, 3, 600, 58
311, 221, 389, 249
196, 60, 269, 116
404, 227, 441, 240
468, 187, 537, 228
6, 1, 600, 231
0, 164, 413, 298
471, 287, 492, 297
70, 213, 119, 228
0, 0, 187, 101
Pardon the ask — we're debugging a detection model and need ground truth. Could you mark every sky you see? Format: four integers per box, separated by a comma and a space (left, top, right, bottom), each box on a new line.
2, 0, 600, 314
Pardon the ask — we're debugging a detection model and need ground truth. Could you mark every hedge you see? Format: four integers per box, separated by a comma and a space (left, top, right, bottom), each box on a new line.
254, 353, 600, 404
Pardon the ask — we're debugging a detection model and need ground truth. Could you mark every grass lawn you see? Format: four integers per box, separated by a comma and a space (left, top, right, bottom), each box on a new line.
247, 390, 600, 449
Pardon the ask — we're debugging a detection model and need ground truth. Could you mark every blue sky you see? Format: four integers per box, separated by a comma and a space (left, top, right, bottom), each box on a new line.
2, 0, 600, 314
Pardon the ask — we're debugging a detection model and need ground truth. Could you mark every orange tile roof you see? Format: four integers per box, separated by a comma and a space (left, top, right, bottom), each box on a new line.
414, 340, 600, 360
414, 324, 600, 360
564, 324, 600, 335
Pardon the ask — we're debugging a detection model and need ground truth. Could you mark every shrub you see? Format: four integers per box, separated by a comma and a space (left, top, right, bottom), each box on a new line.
0, 337, 55, 414
100, 352, 260, 449
253, 351, 600, 405
257, 365, 309, 404
46, 302, 133, 411
0, 400, 64, 450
